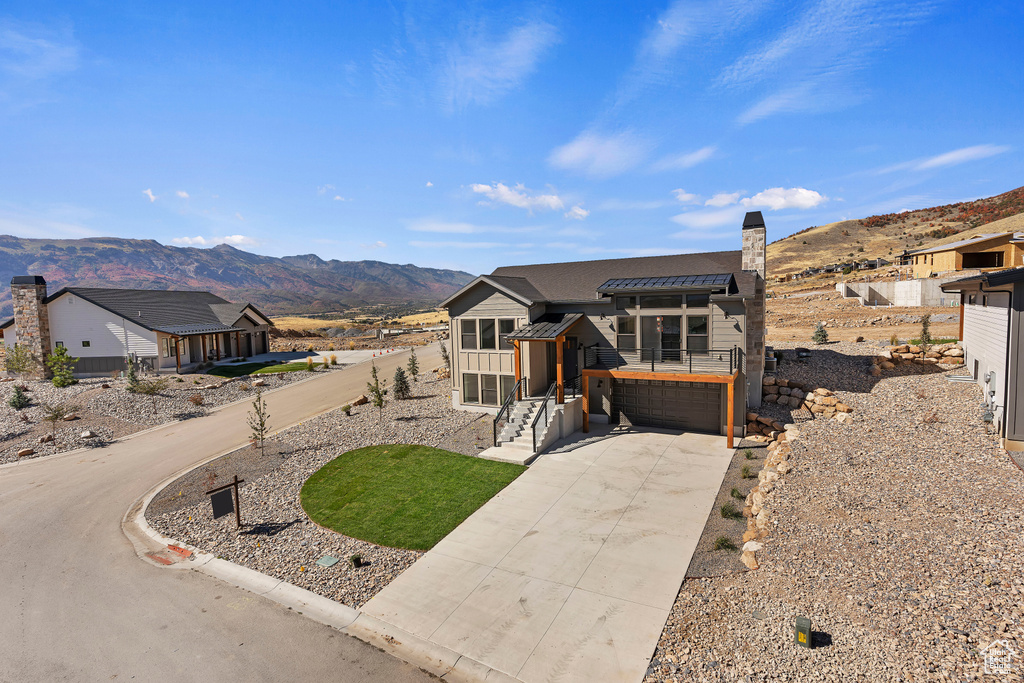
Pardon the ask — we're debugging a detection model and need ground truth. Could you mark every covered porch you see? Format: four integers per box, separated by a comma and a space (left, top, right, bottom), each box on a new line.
161, 324, 249, 373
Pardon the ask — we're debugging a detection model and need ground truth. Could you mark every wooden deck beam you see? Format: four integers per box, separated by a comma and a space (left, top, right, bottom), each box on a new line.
556, 335, 565, 404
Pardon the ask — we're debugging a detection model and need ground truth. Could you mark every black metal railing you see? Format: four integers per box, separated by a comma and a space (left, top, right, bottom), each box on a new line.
532, 382, 557, 454
564, 374, 582, 399
493, 378, 525, 447
585, 345, 743, 375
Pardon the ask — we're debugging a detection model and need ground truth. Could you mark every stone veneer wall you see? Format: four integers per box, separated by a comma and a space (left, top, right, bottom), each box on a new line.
742, 224, 767, 408
11, 280, 52, 379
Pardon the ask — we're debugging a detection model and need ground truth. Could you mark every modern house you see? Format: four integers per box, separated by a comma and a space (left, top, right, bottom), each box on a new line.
440, 211, 767, 454
941, 268, 1024, 451
0, 276, 272, 378
912, 232, 1024, 279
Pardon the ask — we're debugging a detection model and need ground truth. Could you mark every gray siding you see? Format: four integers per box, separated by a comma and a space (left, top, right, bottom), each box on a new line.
964, 292, 1010, 423
1006, 283, 1024, 443
447, 285, 528, 318
711, 302, 744, 349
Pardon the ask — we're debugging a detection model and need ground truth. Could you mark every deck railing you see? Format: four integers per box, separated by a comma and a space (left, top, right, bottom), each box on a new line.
532, 382, 557, 454
584, 346, 743, 375
492, 378, 525, 447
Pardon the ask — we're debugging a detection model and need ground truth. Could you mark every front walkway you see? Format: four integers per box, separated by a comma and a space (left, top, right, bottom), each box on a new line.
361, 428, 733, 683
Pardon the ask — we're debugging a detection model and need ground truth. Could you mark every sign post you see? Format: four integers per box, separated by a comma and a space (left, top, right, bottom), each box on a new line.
206, 475, 245, 529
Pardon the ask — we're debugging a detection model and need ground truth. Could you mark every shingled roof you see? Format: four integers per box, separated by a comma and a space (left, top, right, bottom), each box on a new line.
488, 250, 750, 303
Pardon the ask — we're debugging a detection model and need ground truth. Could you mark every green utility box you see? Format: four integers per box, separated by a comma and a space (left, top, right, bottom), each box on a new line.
794, 616, 813, 648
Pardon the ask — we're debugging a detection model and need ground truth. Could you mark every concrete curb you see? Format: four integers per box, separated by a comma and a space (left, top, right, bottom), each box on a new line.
122, 351, 516, 683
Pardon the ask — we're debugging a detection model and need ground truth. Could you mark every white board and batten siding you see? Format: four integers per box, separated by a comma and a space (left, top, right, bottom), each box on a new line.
963, 292, 1010, 418
47, 293, 159, 358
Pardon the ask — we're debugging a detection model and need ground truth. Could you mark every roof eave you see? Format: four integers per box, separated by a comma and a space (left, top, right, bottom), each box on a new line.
439, 275, 536, 309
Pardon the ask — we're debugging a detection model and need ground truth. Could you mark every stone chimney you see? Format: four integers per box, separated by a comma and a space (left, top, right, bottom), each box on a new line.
742, 211, 766, 278
11, 276, 52, 379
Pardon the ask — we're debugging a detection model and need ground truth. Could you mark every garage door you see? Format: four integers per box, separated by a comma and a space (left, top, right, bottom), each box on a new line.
613, 378, 720, 432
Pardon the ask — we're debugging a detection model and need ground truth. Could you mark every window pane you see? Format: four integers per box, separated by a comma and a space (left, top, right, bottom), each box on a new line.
686, 293, 709, 308
480, 319, 496, 349
462, 373, 479, 403
615, 295, 636, 310
498, 319, 515, 349
480, 374, 499, 405
687, 316, 708, 335
500, 375, 516, 401
617, 316, 635, 334
460, 319, 477, 350
640, 294, 682, 308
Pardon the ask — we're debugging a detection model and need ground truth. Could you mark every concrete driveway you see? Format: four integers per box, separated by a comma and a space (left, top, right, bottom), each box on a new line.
361, 427, 733, 683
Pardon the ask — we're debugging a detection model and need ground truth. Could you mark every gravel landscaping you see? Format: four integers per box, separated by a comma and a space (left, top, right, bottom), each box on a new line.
0, 368, 326, 464
148, 371, 482, 608
646, 340, 1024, 682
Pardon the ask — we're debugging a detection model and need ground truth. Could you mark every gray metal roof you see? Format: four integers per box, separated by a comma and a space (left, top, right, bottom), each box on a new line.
504, 312, 583, 340
941, 267, 1024, 291
597, 273, 733, 292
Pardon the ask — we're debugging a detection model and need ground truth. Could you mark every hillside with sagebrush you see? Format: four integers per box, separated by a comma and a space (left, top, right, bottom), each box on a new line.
768, 185, 1024, 276
0, 236, 474, 318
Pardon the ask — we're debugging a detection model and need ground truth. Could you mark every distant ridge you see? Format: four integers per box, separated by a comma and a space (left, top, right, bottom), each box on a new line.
0, 236, 475, 318
767, 185, 1024, 276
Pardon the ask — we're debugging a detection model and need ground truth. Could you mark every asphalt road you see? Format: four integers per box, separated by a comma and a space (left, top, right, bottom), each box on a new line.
0, 346, 441, 682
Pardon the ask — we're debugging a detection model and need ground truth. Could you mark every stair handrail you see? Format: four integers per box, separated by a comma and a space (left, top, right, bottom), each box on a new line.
493, 378, 526, 447
531, 382, 557, 454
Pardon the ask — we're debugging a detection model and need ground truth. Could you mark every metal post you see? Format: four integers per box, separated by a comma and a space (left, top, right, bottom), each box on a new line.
233, 475, 241, 529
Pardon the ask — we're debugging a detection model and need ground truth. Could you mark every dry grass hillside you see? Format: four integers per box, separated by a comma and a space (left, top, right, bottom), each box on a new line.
768, 185, 1024, 276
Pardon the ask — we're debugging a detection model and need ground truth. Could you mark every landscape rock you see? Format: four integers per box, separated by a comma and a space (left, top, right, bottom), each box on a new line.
17, 448, 34, 457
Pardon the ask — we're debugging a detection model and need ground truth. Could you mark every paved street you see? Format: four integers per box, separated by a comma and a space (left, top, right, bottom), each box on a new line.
0, 347, 439, 683
362, 428, 733, 683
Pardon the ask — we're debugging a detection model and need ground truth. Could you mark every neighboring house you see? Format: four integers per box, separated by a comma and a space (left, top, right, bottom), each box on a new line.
894, 249, 918, 266
0, 276, 272, 378
440, 211, 767, 452
912, 232, 1024, 279
941, 268, 1024, 450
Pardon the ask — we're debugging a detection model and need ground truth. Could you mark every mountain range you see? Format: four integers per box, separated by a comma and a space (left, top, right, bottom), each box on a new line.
0, 236, 475, 319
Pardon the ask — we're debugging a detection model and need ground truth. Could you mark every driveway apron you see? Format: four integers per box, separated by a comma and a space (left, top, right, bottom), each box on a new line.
361, 428, 733, 683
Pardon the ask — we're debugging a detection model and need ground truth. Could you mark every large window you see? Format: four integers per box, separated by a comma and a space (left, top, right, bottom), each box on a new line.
500, 375, 516, 401
460, 319, 477, 350
480, 319, 496, 349
686, 293, 709, 308
617, 316, 636, 350
640, 294, 682, 308
462, 373, 480, 403
498, 319, 515, 350
686, 315, 709, 352
161, 338, 172, 358
480, 374, 499, 405
615, 295, 636, 310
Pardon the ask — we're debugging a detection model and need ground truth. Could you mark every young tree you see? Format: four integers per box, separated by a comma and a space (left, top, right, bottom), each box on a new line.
125, 356, 142, 393
366, 362, 388, 423
8, 385, 30, 410
919, 314, 932, 349
46, 345, 78, 387
247, 388, 270, 454
812, 322, 829, 345
40, 403, 75, 443
393, 366, 411, 399
134, 377, 169, 415
438, 340, 451, 370
5, 344, 36, 379
407, 348, 419, 382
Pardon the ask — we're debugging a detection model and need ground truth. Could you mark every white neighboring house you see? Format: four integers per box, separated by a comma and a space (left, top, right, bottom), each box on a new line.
1, 276, 273, 376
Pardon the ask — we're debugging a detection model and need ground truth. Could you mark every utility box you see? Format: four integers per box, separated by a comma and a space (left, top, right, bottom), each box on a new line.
794, 616, 812, 648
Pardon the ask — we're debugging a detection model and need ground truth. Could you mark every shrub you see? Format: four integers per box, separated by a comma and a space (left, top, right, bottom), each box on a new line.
439, 340, 451, 370
330, 354, 337, 365
919, 314, 932, 349
328, 344, 335, 351
812, 322, 829, 344
8, 385, 30, 410
5, 344, 36, 379
720, 503, 743, 520
188, 393, 204, 406
349, 553, 363, 568
40, 402, 75, 441
730, 487, 744, 501
307, 345, 315, 353
341, 404, 351, 415
713, 536, 737, 551
349, 341, 356, 350
46, 345, 78, 387
322, 357, 329, 370
306, 357, 314, 372
889, 333, 899, 346
134, 377, 169, 414
174, 376, 184, 382
407, 348, 419, 382
742, 465, 755, 478
393, 366, 412, 399
744, 449, 754, 460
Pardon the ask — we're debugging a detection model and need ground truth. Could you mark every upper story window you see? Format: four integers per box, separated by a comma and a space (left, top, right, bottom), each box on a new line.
498, 319, 515, 350
639, 294, 682, 308
685, 293, 710, 308
460, 319, 477, 350
616, 316, 636, 350
615, 295, 636, 310
480, 319, 496, 349
81, 340, 91, 348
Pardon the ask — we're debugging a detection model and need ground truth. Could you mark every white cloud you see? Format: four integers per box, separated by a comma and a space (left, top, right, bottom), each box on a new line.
425, 181, 433, 187
175, 190, 189, 199
171, 234, 258, 247
361, 241, 387, 249
914, 144, 1010, 171
705, 192, 740, 207
317, 184, 335, 195
470, 182, 564, 212
741, 187, 827, 210
234, 212, 244, 221
441, 20, 559, 109
142, 189, 157, 203
672, 189, 700, 204
564, 205, 589, 220
407, 219, 538, 235
671, 206, 746, 230
548, 131, 651, 178
333, 195, 346, 201
651, 146, 717, 172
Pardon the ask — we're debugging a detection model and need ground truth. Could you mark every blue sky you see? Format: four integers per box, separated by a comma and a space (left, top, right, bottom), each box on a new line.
0, 1, 1021, 275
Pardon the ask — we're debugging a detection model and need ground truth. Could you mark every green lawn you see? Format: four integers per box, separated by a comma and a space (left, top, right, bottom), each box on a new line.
207, 361, 313, 377
300, 444, 525, 550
